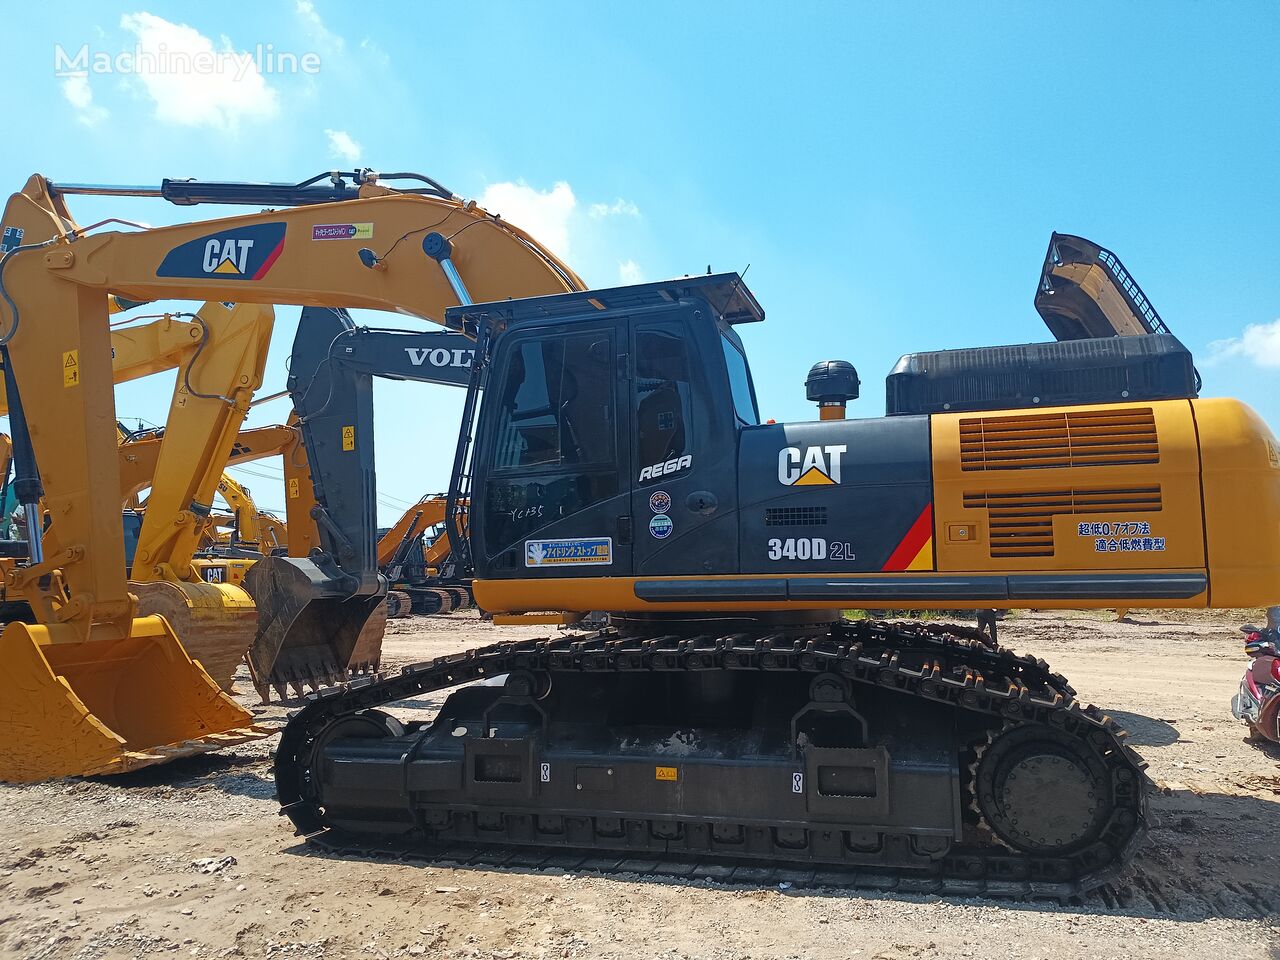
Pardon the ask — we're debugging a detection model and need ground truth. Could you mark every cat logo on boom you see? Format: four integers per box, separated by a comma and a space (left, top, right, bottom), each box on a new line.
778, 444, 846, 486
156, 223, 287, 281
202, 238, 255, 275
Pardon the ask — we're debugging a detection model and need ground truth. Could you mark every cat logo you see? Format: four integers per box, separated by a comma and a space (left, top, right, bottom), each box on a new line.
779, 444, 846, 486
156, 223, 286, 281
203, 237, 255, 274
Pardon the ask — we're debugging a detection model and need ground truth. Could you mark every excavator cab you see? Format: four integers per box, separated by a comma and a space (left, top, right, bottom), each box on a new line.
459, 274, 760, 591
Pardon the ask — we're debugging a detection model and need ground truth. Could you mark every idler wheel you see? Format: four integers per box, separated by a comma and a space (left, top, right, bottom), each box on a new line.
975, 725, 1111, 855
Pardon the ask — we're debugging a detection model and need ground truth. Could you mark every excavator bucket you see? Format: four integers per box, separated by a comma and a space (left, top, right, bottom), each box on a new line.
0, 616, 262, 783
130, 580, 259, 691
243, 556, 385, 702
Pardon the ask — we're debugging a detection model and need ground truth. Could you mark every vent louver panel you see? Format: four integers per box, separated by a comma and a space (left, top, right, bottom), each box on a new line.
765, 506, 828, 527
964, 486, 1163, 558
959, 408, 1159, 472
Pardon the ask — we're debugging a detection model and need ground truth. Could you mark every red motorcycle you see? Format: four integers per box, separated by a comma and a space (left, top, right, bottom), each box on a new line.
1232, 624, 1280, 742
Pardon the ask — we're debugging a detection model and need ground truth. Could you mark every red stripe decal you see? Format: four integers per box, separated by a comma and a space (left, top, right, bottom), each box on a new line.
251, 237, 286, 280
881, 503, 933, 572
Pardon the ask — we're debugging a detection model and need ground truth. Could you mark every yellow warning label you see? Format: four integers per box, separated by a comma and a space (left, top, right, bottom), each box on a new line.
342, 425, 355, 451
655, 766, 678, 782
288, 478, 300, 499
62, 349, 79, 387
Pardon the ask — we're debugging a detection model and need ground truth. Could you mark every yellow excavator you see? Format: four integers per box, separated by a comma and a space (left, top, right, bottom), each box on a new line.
0, 300, 275, 692
6, 169, 1278, 895
208, 474, 287, 555
377, 494, 471, 615
0, 169, 583, 778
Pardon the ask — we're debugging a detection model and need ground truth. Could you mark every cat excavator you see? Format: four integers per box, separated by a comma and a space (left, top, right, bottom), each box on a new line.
0, 168, 583, 778
122, 300, 275, 691
11, 169, 1274, 892
267, 236, 1280, 897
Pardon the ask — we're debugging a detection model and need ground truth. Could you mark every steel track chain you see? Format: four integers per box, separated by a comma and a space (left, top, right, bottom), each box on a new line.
275, 619, 1148, 900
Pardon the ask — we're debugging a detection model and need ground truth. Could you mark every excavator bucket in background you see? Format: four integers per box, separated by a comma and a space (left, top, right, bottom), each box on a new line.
242, 555, 384, 701
0, 616, 260, 782
127, 580, 258, 691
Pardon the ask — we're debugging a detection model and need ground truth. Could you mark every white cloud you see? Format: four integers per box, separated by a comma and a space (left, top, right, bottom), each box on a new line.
325, 128, 361, 163
589, 198, 640, 219
359, 37, 389, 67
1208, 319, 1280, 368
62, 75, 108, 126
478, 181, 576, 259
296, 0, 344, 51
119, 12, 279, 130
618, 259, 644, 284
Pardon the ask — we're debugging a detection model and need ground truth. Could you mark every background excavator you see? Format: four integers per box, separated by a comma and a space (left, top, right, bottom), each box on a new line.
0, 168, 583, 778
267, 233, 1280, 898
207, 474, 287, 556
243, 305, 476, 698
377, 494, 471, 616
122, 300, 275, 692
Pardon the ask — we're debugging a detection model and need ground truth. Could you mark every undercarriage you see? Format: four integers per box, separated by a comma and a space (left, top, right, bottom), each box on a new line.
275, 619, 1147, 899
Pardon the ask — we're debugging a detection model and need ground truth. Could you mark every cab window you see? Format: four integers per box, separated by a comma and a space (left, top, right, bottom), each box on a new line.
485, 331, 618, 557
721, 334, 759, 426
492, 334, 615, 471
635, 328, 695, 469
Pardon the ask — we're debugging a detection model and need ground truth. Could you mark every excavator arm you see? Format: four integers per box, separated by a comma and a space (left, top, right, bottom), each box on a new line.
0, 314, 203, 413
128, 302, 274, 584
213, 474, 265, 551
377, 495, 448, 569
244, 307, 477, 697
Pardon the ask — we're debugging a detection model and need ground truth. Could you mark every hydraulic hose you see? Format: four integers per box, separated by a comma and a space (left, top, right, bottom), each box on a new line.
0, 345, 44, 564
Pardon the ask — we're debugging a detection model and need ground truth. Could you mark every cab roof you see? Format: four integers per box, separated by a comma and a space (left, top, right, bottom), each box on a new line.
445, 272, 764, 332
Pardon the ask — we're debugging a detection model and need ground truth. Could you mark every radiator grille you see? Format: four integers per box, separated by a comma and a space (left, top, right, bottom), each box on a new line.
765, 506, 828, 527
959, 407, 1159, 472
963, 486, 1162, 558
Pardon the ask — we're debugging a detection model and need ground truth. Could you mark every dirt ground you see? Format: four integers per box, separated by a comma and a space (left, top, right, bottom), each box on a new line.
3, 609, 1280, 960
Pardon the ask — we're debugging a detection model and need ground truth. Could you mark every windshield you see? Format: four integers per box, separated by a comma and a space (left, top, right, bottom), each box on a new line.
721, 334, 759, 426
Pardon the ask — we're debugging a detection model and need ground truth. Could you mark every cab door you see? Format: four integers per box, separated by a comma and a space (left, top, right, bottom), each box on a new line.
628, 316, 740, 576
472, 319, 632, 579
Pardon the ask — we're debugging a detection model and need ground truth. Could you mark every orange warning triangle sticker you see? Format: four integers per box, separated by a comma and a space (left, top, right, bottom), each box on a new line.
793, 466, 835, 485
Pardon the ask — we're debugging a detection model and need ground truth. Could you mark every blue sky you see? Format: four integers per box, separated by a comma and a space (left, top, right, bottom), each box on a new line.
4, 2, 1279, 522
